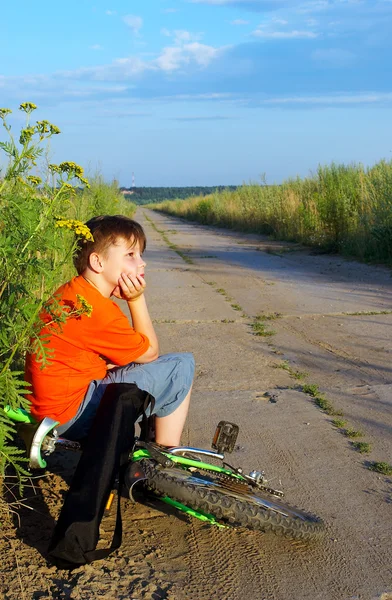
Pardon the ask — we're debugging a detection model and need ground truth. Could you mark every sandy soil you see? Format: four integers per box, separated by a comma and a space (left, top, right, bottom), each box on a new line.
1, 208, 391, 600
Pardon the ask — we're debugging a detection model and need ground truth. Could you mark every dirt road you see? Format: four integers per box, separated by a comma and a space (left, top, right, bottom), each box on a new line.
1, 208, 391, 600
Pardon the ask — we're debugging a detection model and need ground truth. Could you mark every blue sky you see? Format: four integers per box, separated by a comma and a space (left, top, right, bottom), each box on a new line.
1, 0, 392, 186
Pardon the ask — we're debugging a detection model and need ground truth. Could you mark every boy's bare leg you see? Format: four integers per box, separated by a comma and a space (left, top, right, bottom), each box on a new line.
154, 387, 192, 447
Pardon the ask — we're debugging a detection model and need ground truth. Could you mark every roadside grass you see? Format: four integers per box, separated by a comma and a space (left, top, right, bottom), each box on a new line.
251, 321, 275, 337
301, 383, 319, 397
344, 310, 392, 316
300, 383, 378, 462
352, 441, 372, 454
150, 159, 392, 264
369, 461, 392, 475
145, 215, 194, 264
274, 360, 308, 380
250, 312, 282, 337
313, 396, 344, 416
332, 418, 348, 428
344, 428, 363, 438
231, 304, 242, 311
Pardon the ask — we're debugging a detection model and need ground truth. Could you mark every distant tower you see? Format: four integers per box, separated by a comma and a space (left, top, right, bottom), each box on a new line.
132, 172, 135, 188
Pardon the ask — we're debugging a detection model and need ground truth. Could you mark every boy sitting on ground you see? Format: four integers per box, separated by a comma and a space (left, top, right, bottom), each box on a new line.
25, 214, 195, 447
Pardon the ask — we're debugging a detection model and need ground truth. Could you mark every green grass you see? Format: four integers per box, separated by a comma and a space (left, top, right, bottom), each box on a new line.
313, 396, 343, 416
352, 441, 371, 454
251, 321, 276, 337
145, 216, 194, 264
274, 360, 308, 380
332, 419, 348, 428
345, 310, 392, 316
250, 313, 282, 337
344, 428, 363, 438
302, 384, 320, 397
368, 461, 392, 475
150, 159, 392, 264
231, 303, 242, 311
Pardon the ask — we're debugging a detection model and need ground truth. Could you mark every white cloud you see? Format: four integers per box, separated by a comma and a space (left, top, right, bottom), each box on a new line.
161, 29, 204, 44
273, 18, 289, 24
122, 15, 143, 34
252, 29, 318, 38
162, 8, 178, 12
60, 57, 151, 81
105, 10, 117, 16
174, 30, 203, 43
155, 42, 221, 71
230, 19, 250, 25
89, 44, 103, 50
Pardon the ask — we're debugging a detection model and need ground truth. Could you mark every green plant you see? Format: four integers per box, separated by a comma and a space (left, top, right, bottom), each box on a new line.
151, 159, 392, 263
368, 461, 392, 475
0, 102, 133, 483
251, 313, 281, 337
251, 321, 276, 337
352, 441, 371, 454
302, 384, 320, 397
144, 216, 193, 264
274, 360, 308, 380
332, 419, 347, 428
231, 304, 242, 312
344, 428, 363, 439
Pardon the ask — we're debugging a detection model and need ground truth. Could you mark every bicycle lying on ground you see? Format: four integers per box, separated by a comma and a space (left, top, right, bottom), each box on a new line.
6, 406, 325, 541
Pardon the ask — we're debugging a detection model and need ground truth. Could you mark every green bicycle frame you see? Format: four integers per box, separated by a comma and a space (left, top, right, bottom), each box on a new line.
132, 448, 246, 527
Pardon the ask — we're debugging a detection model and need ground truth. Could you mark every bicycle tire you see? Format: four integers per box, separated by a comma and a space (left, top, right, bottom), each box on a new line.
139, 459, 325, 540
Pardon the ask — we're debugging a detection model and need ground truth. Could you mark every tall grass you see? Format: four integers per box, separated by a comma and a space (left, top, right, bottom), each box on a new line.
0, 102, 135, 483
151, 160, 392, 262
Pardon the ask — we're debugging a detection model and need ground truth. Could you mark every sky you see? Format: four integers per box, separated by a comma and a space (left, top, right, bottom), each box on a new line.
1, 0, 392, 186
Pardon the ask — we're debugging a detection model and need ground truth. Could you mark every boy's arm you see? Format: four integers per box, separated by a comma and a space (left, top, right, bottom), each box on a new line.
127, 294, 159, 363
114, 271, 159, 363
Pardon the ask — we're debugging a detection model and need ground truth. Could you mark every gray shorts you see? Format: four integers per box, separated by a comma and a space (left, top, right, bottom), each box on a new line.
57, 352, 195, 440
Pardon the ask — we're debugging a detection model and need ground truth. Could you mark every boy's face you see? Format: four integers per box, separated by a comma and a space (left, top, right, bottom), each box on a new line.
101, 237, 145, 291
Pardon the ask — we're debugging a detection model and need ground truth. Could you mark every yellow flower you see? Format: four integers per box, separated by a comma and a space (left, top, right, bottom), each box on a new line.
19, 126, 35, 145
54, 217, 94, 241
19, 102, 38, 113
36, 120, 61, 136
58, 162, 84, 177
0, 107, 12, 119
26, 175, 42, 186
76, 294, 93, 318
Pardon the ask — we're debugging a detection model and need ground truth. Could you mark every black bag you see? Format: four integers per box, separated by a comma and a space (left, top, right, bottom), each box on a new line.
48, 382, 154, 569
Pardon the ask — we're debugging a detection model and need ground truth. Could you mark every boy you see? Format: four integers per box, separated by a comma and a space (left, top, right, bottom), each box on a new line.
25, 215, 195, 447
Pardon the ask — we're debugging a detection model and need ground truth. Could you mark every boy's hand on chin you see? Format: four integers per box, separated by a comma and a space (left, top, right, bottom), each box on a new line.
112, 272, 146, 301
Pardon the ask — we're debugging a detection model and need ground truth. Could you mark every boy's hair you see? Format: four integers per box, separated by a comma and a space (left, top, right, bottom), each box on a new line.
73, 215, 146, 274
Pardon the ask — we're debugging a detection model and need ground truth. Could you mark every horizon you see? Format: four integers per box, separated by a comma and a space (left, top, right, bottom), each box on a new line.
1, 0, 392, 187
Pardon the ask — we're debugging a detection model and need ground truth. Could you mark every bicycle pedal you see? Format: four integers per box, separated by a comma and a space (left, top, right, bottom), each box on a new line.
212, 421, 239, 454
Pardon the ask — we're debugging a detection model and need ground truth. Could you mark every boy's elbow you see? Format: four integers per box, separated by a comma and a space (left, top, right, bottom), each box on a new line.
136, 345, 159, 363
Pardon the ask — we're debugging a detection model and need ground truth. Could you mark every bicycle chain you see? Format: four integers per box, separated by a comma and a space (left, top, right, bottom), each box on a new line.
211, 470, 284, 498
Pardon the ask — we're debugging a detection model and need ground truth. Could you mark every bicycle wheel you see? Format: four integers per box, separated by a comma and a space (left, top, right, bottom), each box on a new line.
139, 459, 325, 540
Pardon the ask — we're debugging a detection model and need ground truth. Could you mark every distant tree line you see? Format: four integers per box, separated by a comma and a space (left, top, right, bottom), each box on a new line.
119, 186, 239, 205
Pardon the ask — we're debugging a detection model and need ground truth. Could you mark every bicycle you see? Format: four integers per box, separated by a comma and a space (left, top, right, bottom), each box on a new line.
5, 405, 325, 540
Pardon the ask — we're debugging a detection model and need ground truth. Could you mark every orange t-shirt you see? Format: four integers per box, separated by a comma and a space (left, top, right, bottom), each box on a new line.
25, 275, 150, 425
